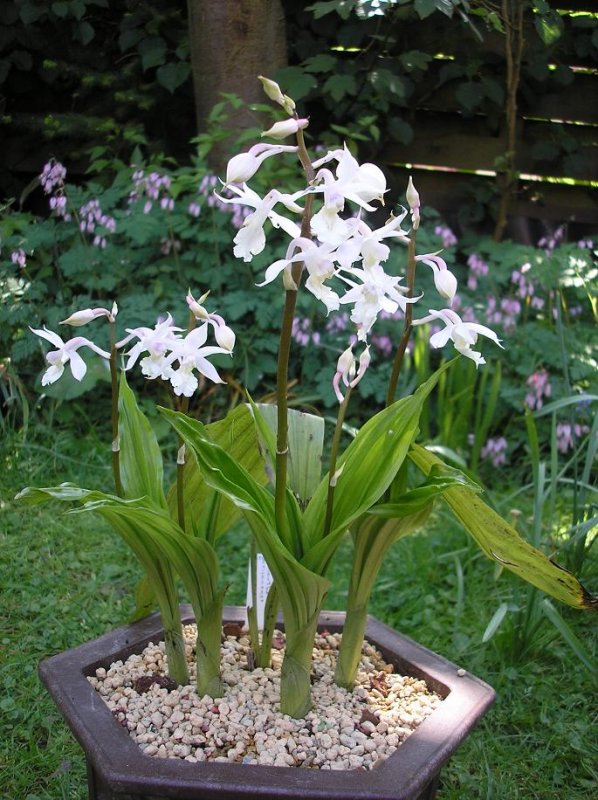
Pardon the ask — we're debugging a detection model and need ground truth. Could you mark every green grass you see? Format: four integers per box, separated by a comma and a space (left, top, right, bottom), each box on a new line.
1, 433, 596, 800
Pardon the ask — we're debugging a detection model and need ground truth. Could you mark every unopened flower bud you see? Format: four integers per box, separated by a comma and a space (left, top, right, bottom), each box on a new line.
262, 118, 308, 140
226, 152, 261, 185
60, 307, 113, 326
258, 75, 285, 105
350, 346, 371, 388
336, 345, 356, 380
214, 324, 235, 352
257, 75, 296, 115
406, 177, 420, 230
434, 269, 458, 302
186, 290, 210, 320
225, 143, 298, 185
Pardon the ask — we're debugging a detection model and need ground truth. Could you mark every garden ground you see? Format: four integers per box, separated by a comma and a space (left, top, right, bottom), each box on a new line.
1, 430, 596, 800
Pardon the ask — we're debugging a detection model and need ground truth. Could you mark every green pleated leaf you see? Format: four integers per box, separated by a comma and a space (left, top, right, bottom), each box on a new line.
166, 404, 268, 540
118, 371, 166, 508
409, 444, 598, 611
257, 404, 325, 504
132, 574, 156, 621
15, 483, 98, 505
368, 464, 480, 519
160, 408, 276, 530
303, 360, 454, 545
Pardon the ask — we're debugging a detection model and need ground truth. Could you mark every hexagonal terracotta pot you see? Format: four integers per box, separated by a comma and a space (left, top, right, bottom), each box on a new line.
39, 605, 495, 800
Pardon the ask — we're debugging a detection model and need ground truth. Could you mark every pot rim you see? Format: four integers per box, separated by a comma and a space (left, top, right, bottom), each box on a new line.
39, 605, 495, 800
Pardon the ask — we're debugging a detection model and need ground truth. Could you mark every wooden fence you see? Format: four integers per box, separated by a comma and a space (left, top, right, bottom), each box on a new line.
380, 0, 597, 235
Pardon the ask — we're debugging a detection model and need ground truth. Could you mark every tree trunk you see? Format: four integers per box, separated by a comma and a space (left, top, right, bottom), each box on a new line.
187, 0, 287, 168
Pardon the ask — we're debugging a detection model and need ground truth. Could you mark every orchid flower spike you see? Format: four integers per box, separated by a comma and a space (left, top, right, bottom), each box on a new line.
262, 118, 309, 140
60, 304, 117, 326
225, 143, 298, 185
414, 309, 503, 367
406, 177, 420, 230
31, 327, 110, 386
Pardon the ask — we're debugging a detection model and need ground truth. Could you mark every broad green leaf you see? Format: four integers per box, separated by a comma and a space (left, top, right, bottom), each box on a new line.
160, 408, 276, 532
409, 444, 598, 611
15, 483, 109, 506
118, 371, 166, 508
157, 62, 191, 94
132, 574, 156, 621
257, 404, 324, 504
368, 465, 479, 518
304, 361, 454, 546
166, 404, 267, 541
74, 499, 184, 643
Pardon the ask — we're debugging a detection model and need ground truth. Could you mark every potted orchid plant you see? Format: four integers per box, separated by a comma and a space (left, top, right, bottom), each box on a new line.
17, 76, 596, 798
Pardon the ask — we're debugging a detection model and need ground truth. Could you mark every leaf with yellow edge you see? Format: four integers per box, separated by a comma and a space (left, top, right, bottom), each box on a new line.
409, 444, 597, 611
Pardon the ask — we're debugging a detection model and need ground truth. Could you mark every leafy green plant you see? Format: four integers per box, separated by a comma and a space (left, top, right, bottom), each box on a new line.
14, 74, 596, 728
481, 405, 597, 671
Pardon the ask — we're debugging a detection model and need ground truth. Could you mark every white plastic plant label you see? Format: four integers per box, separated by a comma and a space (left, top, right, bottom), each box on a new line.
246, 553, 274, 630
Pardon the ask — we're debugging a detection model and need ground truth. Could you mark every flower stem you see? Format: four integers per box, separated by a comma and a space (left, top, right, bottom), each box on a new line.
386, 233, 417, 407
176, 395, 190, 533
322, 386, 352, 538
274, 130, 315, 542
109, 319, 123, 498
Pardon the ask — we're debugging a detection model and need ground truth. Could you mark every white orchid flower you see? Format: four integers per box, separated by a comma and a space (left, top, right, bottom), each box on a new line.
225, 143, 298, 185
414, 309, 503, 366
118, 314, 182, 380
260, 237, 341, 313
60, 303, 117, 326
309, 146, 387, 245
337, 212, 410, 270
415, 252, 458, 303
165, 325, 230, 397
312, 144, 387, 207
217, 185, 304, 262
30, 327, 110, 386
339, 265, 416, 341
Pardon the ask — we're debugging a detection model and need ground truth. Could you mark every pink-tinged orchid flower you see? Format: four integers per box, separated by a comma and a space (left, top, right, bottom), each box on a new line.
414, 309, 503, 366
339, 265, 417, 341
60, 303, 118, 326
260, 237, 341, 313
225, 143, 298, 185
30, 327, 110, 386
118, 314, 182, 380
415, 252, 458, 303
